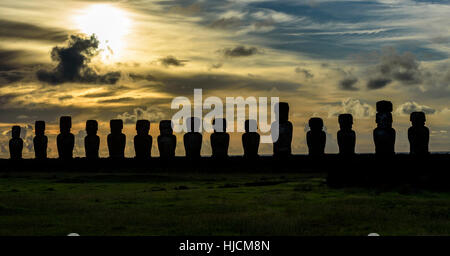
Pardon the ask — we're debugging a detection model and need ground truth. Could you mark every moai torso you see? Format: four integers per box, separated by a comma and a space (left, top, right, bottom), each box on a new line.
242, 119, 260, 158
85, 120, 100, 159
211, 118, 229, 158
158, 120, 176, 158
57, 116, 74, 159
408, 112, 429, 155
9, 126, 23, 160
337, 114, 356, 155
184, 117, 202, 159
272, 102, 292, 157
134, 120, 152, 159
307, 118, 326, 156
107, 119, 126, 159
33, 121, 47, 159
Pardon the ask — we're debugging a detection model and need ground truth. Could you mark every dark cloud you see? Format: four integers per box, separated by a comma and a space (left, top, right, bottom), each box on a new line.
220, 46, 260, 58
367, 78, 392, 90
396, 101, 436, 115
169, 3, 202, 15
339, 77, 359, 91
82, 91, 117, 98
98, 97, 136, 104
0, 70, 27, 84
58, 95, 73, 101
36, 34, 121, 85
0, 19, 67, 43
159, 56, 188, 67
295, 67, 313, 79
209, 17, 241, 29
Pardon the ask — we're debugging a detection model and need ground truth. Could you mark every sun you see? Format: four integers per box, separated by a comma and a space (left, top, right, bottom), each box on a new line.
74, 4, 131, 61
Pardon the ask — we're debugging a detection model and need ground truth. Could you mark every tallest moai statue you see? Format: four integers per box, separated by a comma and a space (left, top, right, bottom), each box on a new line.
271, 102, 293, 157
57, 116, 75, 160
373, 100, 395, 156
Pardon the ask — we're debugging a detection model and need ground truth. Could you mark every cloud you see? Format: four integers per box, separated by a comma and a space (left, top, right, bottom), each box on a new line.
220, 46, 260, 57
395, 101, 436, 116
36, 34, 121, 85
116, 106, 167, 124
295, 67, 314, 79
367, 78, 392, 90
328, 98, 374, 118
98, 97, 136, 104
209, 17, 242, 29
169, 3, 202, 15
159, 56, 188, 67
0, 19, 67, 43
339, 77, 359, 91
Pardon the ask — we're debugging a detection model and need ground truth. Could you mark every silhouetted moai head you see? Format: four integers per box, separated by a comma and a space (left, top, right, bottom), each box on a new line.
35, 121, 45, 136
338, 114, 353, 130
408, 111, 429, 155
307, 117, 326, 156
243, 119, 260, 158
187, 117, 201, 133
86, 120, 98, 135
376, 100, 393, 113
9, 125, 23, 160
184, 117, 202, 158
410, 111, 426, 127
158, 120, 176, 158
213, 118, 227, 133
110, 119, 123, 134
34, 121, 48, 159
275, 102, 289, 122
60, 116, 72, 133
136, 120, 150, 135
337, 114, 356, 155
374, 100, 395, 156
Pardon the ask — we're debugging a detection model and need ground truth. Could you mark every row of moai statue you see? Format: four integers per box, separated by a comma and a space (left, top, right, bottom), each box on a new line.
8, 101, 430, 160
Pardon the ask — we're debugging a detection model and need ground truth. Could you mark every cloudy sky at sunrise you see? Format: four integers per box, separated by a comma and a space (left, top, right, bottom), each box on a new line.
0, 0, 449, 158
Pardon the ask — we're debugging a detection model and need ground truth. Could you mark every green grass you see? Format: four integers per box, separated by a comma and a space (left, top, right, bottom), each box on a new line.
1, 172, 450, 236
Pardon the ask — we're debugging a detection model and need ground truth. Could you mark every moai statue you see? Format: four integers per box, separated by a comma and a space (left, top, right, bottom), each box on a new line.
408, 111, 429, 155
158, 120, 176, 158
9, 126, 23, 160
134, 120, 152, 159
210, 118, 229, 158
84, 120, 100, 159
271, 102, 293, 157
373, 101, 395, 156
33, 121, 47, 159
307, 117, 326, 156
242, 119, 260, 159
57, 116, 75, 159
184, 117, 202, 159
107, 119, 126, 159
337, 114, 356, 155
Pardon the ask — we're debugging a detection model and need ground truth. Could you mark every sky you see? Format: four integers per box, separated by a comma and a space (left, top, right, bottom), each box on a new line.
0, 0, 449, 158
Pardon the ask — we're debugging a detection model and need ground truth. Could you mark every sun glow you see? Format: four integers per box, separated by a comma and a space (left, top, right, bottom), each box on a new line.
74, 4, 131, 61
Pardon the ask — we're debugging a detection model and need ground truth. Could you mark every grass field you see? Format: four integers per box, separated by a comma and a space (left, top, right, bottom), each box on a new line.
1, 172, 450, 236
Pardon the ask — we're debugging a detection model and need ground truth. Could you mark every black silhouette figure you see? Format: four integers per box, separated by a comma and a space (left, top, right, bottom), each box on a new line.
307, 117, 326, 156
33, 121, 47, 159
373, 101, 395, 156
271, 102, 293, 157
84, 120, 100, 159
107, 119, 126, 159
57, 116, 75, 159
158, 120, 176, 158
134, 120, 152, 159
9, 126, 23, 160
211, 118, 229, 158
184, 117, 202, 159
408, 111, 429, 155
337, 114, 356, 155
242, 119, 260, 159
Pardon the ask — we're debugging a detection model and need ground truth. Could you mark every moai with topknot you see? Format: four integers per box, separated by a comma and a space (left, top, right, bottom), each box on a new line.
373, 100, 395, 156
85, 120, 100, 159
271, 102, 293, 157
158, 120, 176, 158
408, 111, 429, 155
57, 116, 75, 159
107, 119, 126, 159
242, 119, 260, 159
33, 121, 47, 159
134, 120, 152, 159
184, 117, 202, 159
9, 126, 23, 160
210, 118, 229, 158
307, 117, 326, 156
337, 114, 356, 155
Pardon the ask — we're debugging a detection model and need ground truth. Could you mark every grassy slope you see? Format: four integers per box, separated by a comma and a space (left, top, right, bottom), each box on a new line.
1, 172, 450, 236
